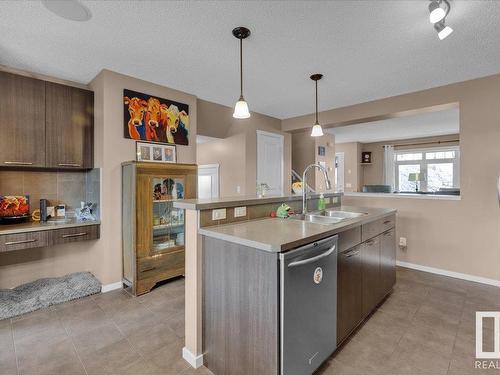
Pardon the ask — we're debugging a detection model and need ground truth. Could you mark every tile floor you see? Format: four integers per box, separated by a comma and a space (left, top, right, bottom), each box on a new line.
318, 267, 500, 375
1, 268, 500, 375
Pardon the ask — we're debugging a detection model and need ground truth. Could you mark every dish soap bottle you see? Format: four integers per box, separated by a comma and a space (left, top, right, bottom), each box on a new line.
318, 193, 326, 211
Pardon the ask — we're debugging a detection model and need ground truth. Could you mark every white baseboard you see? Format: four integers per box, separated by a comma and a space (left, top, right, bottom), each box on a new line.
182, 347, 204, 368
396, 261, 500, 288
101, 282, 123, 293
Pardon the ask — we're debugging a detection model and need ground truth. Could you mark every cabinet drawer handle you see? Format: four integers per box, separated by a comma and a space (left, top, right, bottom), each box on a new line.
344, 250, 360, 258
383, 220, 392, 225
62, 232, 87, 238
5, 238, 37, 245
58, 163, 81, 167
366, 239, 375, 245
141, 267, 156, 272
4, 161, 33, 165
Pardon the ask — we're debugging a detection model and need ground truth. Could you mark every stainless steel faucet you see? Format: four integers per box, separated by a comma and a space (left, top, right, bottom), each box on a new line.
302, 163, 332, 214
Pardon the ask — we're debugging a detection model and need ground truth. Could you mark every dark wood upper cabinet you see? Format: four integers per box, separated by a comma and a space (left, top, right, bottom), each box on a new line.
45, 82, 94, 169
0, 71, 46, 167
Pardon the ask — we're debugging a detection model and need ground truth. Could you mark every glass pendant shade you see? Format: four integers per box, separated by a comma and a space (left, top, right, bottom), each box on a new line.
311, 123, 324, 137
233, 96, 250, 119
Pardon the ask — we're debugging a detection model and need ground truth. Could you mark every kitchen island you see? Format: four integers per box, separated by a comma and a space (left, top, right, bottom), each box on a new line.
200, 206, 395, 375
174, 194, 396, 374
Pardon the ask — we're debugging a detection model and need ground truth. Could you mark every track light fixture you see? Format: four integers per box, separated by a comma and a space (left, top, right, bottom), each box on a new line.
434, 21, 453, 40
428, 0, 453, 40
428, 0, 446, 24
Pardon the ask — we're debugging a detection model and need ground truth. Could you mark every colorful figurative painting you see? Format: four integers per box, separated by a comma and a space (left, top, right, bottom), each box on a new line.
123, 89, 189, 145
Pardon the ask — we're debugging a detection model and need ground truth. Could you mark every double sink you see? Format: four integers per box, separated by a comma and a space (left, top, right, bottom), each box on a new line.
290, 209, 367, 225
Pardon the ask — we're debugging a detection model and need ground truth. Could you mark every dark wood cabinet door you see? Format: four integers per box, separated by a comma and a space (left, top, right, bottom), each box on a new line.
337, 246, 363, 344
380, 229, 396, 295
45, 82, 93, 168
361, 236, 381, 317
0, 71, 46, 167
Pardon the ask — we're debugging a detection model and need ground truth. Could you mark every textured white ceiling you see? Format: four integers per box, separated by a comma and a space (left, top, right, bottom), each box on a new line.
327, 108, 459, 144
1, 1, 500, 119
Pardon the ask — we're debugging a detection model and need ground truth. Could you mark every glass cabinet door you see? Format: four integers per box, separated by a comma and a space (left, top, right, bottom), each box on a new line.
151, 176, 185, 253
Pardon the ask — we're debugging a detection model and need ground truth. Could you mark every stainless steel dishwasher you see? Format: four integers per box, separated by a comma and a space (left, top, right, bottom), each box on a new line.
280, 235, 338, 375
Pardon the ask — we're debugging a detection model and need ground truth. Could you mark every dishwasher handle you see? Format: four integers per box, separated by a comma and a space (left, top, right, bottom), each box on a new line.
288, 244, 336, 268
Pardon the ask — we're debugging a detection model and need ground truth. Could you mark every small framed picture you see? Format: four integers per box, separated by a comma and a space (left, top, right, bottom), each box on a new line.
318, 146, 326, 156
361, 151, 372, 164
136, 141, 177, 163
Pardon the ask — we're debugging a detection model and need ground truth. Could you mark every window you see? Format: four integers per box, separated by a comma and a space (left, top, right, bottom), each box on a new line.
394, 146, 459, 192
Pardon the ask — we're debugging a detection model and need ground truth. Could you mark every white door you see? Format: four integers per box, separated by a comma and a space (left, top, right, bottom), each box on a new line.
257, 130, 284, 196
198, 164, 219, 199
335, 152, 345, 192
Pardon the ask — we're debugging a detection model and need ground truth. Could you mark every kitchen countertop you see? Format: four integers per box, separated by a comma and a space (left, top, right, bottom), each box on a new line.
198, 206, 395, 252
173, 192, 342, 210
344, 192, 460, 201
0, 219, 101, 235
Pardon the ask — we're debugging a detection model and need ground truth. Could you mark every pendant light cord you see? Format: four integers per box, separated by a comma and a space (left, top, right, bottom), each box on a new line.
240, 38, 243, 98
315, 80, 318, 124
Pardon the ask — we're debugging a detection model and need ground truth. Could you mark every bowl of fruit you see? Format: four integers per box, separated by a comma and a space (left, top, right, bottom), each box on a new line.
292, 182, 303, 195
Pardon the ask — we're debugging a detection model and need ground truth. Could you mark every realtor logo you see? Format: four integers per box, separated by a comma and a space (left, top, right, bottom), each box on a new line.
476, 312, 500, 359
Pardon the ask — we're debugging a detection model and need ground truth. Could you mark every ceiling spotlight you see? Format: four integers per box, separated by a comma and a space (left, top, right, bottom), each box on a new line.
428, 1, 446, 24
42, 0, 92, 22
434, 21, 453, 40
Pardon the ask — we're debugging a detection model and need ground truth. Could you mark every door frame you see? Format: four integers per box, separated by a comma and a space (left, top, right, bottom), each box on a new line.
198, 164, 220, 199
256, 130, 284, 196
335, 152, 345, 192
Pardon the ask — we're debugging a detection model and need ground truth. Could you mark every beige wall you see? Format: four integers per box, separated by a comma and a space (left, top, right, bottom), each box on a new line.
361, 134, 459, 187
291, 131, 335, 191
89, 69, 197, 286
283, 74, 500, 282
292, 131, 315, 182
335, 142, 361, 192
314, 134, 335, 192
197, 99, 291, 197
197, 133, 247, 197
0, 68, 198, 289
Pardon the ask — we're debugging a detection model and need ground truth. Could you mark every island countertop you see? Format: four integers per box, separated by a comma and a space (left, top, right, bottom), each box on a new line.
198, 205, 396, 252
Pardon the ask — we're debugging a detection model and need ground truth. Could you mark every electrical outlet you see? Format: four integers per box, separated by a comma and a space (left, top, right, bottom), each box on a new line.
399, 237, 407, 247
325, 197, 331, 204
236, 186, 241, 194
332, 197, 338, 204
212, 208, 226, 221
234, 206, 247, 217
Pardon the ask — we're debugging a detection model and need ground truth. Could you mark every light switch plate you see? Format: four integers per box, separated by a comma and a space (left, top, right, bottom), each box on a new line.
212, 208, 226, 221
325, 197, 331, 204
234, 206, 247, 217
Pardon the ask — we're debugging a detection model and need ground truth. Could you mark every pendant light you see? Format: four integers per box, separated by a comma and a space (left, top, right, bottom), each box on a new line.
310, 74, 324, 137
232, 27, 251, 119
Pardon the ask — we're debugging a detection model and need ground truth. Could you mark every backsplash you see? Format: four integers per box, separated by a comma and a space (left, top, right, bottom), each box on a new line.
0, 169, 101, 218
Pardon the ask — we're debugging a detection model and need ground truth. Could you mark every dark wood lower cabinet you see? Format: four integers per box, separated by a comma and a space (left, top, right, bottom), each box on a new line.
380, 228, 397, 294
361, 236, 382, 317
337, 219, 397, 345
337, 245, 363, 344
0, 224, 100, 252
203, 236, 279, 375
